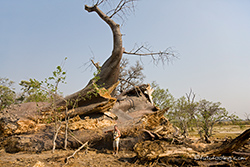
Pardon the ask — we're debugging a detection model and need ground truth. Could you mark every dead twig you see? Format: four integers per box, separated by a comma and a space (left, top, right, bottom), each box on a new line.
52, 121, 62, 153
65, 141, 88, 164
64, 105, 69, 150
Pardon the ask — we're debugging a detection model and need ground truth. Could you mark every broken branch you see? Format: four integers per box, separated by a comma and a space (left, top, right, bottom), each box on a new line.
91, 59, 101, 70
65, 141, 88, 164
52, 121, 62, 153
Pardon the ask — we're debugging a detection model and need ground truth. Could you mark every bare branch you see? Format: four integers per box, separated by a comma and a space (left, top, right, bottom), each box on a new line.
52, 121, 62, 153
68, 129, 84, 145
118, 78, 141, 96
91, 59, 101, 70
101, 0, 137, 22
65, 141, 88, 164
186, 89, 196, 103
117, 58, 145, 94
244, 112, 250, 121
109, 0, 126, 18
123, 44, 177, 65
79, 47, 96, 72
95, 0, 106, 6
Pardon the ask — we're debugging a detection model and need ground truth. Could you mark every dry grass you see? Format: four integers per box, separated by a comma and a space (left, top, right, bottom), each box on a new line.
189, 124, 250, 139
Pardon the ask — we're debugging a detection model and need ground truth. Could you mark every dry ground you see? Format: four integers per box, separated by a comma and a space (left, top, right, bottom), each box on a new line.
0, 149, 146, 167
1, 124, 249, 167
189, 124, 250, 139
213, 124, 250, 138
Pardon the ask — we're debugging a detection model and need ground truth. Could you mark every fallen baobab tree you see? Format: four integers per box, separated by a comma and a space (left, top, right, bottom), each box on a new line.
1, 100, 249, 165
0, 83, 157, 153
1, 0, 174, 153
1, 1, 249, 166
0, 89, 249, 166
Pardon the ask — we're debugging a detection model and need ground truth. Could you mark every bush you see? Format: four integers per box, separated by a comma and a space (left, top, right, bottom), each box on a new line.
0, 78, 16, 110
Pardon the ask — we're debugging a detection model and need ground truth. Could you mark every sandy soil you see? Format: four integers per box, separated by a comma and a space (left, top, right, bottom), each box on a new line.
1, 137, 249, 167
0, 148, 145, 167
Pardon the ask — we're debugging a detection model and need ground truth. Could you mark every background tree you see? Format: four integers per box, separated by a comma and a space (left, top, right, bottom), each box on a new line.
19, 60, 67, 103
168, 96, 190, 137
244, 112, 250, 121
19, 79, 49, 102
184, 89, 199, 131
0, 78, 16, 110
167, 91, 198, 138
151, 82, 175, 110
197, 99, 238, 138
116, 58, 145, 94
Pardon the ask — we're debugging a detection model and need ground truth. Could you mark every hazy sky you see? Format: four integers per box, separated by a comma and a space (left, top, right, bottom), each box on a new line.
1, 0, 250, 118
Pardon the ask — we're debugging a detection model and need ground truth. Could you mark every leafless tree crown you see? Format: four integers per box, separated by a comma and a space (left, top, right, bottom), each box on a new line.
85, 0, 177, 66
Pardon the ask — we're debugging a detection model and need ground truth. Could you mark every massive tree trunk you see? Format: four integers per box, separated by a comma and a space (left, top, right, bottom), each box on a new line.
51, 4, 123, 113
84, 5, 123, 89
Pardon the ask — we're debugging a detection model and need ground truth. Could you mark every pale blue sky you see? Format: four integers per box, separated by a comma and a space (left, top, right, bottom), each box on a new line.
1, 0, 250, 118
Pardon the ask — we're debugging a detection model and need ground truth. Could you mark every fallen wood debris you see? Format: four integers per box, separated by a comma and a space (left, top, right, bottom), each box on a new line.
65, 141, 88, 165
1, 83, 250, 166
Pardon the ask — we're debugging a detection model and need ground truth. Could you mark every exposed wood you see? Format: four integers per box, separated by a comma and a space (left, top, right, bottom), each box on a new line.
145, 85, 154, 104
142, 129, 155, 139
64, 106, 69, 150
104, 111, 118, 120
154, 126, 163, 133
43, 82, 119, 121
232, 151, 250, 157
91, 60, 101, 70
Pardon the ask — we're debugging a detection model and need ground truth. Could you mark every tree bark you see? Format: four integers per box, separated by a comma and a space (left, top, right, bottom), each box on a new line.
49, 4, 123, 113
84, 5, 123, 90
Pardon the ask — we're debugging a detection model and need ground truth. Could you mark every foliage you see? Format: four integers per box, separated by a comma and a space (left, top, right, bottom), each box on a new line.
19, 58, 67, 103
168, 96, 191, 137
0, 78, 16, 110
197, 99, 238, 137
151, 83, 238, 138
167, 91, 199, 137
151, 82, 174, 110
19, 79, 49, 102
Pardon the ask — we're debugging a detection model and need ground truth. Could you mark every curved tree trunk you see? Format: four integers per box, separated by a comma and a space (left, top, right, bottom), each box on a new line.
53, 4, 123, 112
85, 4, 123, 90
